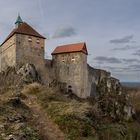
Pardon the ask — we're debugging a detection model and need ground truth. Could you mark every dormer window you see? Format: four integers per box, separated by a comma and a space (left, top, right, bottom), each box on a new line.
28, 37, 32, 42
36, 39, 40, 44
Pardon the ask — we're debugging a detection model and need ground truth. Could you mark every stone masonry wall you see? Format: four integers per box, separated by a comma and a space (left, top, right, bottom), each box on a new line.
0, 35, 16, 71
15, 34, 52, 84
52, 52, 88, 98
16, 34, 44, 67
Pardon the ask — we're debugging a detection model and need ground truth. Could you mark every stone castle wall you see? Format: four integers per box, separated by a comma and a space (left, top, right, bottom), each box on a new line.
52, 52, 88, 98
0, 34, 45, 72
16, 34, 45, 67
0, 35, 16, 71
15, 34, 52, 83
0, 34, 49, 82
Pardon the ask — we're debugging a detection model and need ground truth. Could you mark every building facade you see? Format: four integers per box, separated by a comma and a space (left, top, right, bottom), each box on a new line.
0, 15, 46, 71
52, 43, 89, 98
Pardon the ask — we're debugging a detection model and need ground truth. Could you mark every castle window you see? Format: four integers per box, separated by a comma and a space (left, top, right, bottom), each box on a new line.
28, 37, 32, 42
36, 39, 40, 44
71, 57, 75, 62
62, 56, 65, 62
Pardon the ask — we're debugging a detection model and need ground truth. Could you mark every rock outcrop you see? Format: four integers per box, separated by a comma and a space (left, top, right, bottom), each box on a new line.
88, 65, 135, 121
17, 63, 41, 83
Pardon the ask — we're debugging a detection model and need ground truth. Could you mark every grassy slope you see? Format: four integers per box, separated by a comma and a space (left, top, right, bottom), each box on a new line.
23, 83, 140, 140
0, 79, 140, 140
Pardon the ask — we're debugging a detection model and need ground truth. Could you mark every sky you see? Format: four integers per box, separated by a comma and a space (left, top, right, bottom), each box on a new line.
0, 0, 140, 82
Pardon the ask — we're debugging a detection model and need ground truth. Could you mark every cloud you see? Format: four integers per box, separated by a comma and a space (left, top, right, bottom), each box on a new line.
130, 64, 140, 69
133, 50, 140, 56
94, 56, 122, 64
127, 64, 140, 72
103, 66, 129, 73
122, 58, 140, 63
52, 26, 76, 38
94, 56, 140, 64
98, 64, 140, 73
110, 35, 134, 44
111, 45, 140, 51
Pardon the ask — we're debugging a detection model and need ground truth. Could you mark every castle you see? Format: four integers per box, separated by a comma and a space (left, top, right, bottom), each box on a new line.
0, 15, 120, 98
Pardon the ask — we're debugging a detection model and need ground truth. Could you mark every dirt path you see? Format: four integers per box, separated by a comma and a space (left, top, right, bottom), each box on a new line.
24, 95, 65, 140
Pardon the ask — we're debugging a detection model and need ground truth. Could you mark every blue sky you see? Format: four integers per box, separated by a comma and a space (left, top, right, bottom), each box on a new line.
0, 0, 140, 82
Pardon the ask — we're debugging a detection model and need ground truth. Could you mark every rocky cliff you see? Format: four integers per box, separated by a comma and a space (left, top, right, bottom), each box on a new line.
87, 65, 135, 121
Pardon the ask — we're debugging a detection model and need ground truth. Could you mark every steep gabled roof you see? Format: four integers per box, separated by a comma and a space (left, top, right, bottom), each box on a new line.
1, 22, 46, 45
51, 42, 88, 55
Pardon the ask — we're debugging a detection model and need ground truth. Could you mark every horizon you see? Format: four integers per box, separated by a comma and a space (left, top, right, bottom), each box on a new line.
0, 0, 140, 81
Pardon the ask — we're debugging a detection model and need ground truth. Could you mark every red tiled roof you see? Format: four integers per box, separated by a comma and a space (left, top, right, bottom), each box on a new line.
51, 42, 88, 55
1, 22, 46, 45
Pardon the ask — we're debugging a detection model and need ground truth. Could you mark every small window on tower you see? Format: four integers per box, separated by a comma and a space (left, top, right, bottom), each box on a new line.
62, 56, 65, 62
28, 37, 32, 42
71, 57, 75, 62
36, 39, 40, 44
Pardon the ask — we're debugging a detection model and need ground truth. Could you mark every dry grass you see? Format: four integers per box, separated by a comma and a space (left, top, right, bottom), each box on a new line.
33, 86, 97, 140
47, 100, 91, 119
22, 82, 42, 95
20, 84, 140, 140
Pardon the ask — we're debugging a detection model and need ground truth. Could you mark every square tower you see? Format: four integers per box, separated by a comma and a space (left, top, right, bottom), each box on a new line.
0, 15, 46, 71
52, 42, 89, 98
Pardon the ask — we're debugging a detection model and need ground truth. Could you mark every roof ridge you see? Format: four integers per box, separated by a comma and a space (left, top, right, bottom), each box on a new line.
52, 42, 88, 55
57, 42, 85, 47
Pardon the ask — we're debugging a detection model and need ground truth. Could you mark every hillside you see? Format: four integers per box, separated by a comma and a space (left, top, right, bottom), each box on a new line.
0, 64, 140, 140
